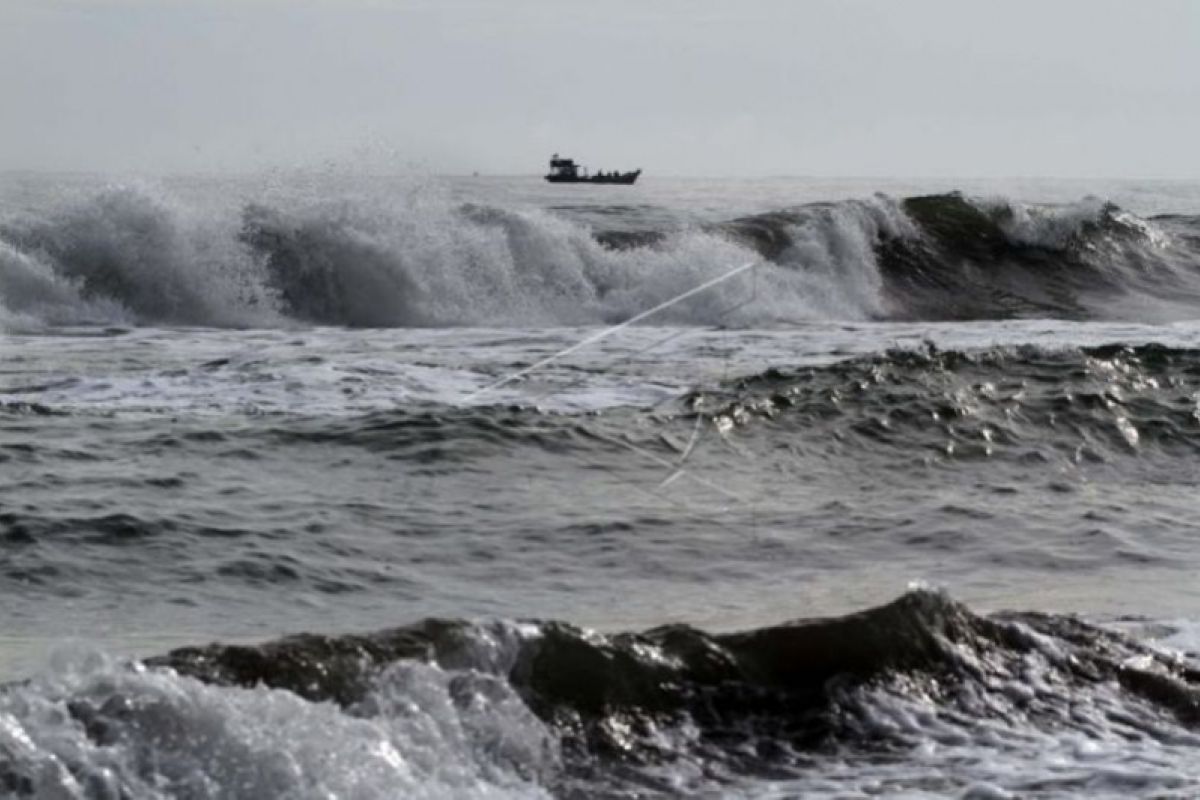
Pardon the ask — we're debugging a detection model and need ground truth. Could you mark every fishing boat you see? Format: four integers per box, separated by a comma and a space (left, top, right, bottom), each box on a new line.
545, 154, 641, 185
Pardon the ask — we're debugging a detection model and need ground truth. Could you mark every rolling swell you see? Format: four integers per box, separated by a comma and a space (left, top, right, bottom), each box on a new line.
2, 185, 1198, 329
5, 591, 1197, 796
686, 343, 1200, 467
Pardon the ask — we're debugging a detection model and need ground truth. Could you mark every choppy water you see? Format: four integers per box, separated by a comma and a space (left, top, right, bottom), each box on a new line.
4, 174, 1200, 798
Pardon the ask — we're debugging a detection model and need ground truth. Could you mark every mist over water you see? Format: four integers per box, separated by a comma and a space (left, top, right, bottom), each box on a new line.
4, 174, 1200, 798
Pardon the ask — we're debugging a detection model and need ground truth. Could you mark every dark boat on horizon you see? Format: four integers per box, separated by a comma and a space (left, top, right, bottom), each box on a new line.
545, 154, 641, 185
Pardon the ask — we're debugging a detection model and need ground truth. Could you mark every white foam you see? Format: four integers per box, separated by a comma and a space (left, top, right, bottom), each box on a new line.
0, 650, 556, 799
0, 239, 129, 329
0, 185, 279, 330
982, 194, 1117, 250
771, 194, 914, 318
0, 180, 899, 331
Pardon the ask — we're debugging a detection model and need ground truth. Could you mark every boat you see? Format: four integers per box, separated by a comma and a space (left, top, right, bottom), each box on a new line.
545, 154, 641, 185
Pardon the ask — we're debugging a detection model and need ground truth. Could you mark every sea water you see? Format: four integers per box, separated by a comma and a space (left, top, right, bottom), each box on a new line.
3, 173, 1200, 797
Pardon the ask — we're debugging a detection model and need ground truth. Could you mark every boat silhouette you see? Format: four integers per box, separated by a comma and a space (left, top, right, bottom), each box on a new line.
545, 154, 641, 185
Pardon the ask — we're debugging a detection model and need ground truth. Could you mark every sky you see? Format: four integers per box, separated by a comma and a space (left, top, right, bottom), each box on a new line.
2, 0, 1198, 178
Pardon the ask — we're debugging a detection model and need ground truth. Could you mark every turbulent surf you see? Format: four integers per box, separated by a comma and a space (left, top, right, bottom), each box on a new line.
4, 178, 1200, 330
5, 590, 1200, 798
4, 174, 1200, 798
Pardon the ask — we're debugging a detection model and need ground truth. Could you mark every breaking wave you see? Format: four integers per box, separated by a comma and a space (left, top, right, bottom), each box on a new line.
3, 590, 1199, 797
0, 188, 276, 329
2, 184, 1199, 330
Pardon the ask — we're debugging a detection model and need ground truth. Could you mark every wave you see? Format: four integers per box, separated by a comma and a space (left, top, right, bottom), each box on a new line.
3, 590, 1198, 797
0, 187, 277, 328
880, 193, 1200, 320
235, 197, 854, 327
707, 193, 1200, 321
0, 185, 821, 330
2, 184, 1199, 330
683, 343, 1200, 467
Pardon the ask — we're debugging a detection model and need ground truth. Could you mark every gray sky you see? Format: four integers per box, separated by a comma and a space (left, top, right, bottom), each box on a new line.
3, 0, 1198, 177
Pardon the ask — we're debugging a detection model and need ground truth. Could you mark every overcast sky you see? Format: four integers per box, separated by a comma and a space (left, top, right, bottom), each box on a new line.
2, 0, 1198, 178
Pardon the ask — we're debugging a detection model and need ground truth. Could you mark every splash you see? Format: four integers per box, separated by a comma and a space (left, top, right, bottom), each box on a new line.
2, 182, 1198, 330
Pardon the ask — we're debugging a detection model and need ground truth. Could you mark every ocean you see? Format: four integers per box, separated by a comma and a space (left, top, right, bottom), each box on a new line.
3, 172, 1200, 798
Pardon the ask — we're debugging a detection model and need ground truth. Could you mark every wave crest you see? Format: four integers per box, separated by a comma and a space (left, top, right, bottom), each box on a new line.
3, 591, 1198, 796
2, 184, 1198, 329
0, 187, 276, 328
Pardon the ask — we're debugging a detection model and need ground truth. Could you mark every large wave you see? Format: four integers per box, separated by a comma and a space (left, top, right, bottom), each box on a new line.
3, 590, 1198, 797
0, 187, 277, 329
2, 183, 1198, 330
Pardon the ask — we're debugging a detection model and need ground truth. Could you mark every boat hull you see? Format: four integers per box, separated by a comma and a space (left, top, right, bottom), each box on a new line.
545, 170, 641, 185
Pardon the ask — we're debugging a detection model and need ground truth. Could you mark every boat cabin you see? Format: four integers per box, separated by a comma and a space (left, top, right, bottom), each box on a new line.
547, 155, 582, 180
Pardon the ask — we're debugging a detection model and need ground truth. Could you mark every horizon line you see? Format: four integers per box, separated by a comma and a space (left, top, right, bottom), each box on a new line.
4, 168, 1200, 183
